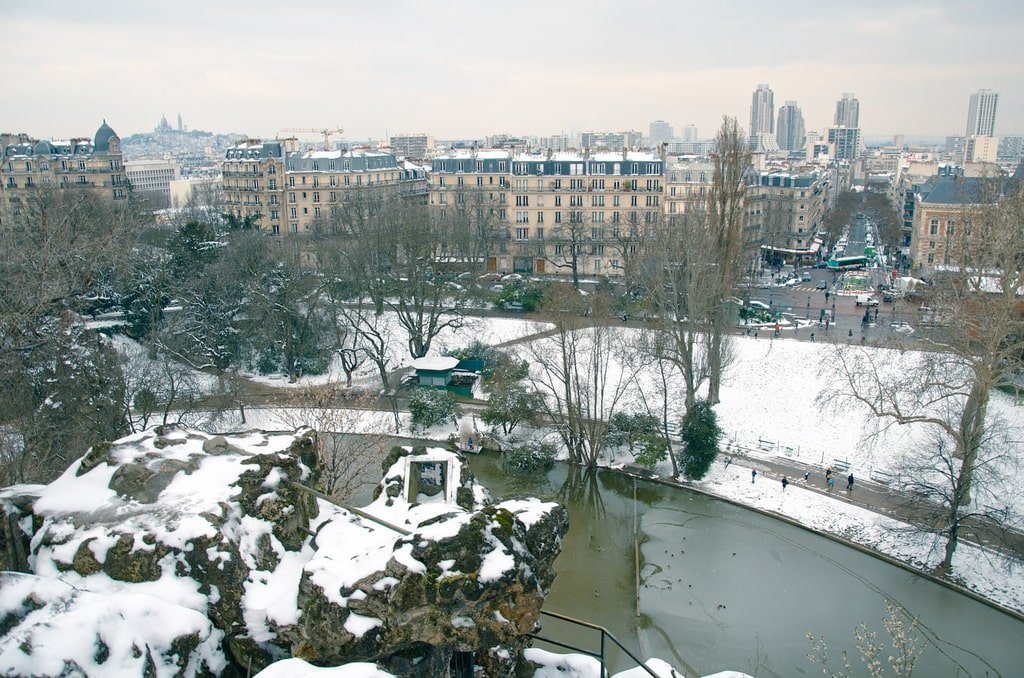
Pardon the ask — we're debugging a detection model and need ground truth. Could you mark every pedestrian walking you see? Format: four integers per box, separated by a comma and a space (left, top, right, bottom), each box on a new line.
751, 469, 757, 483
803, 471, 810, 482
810, 332, 815, 342
827, 476, 835, 490
824, 318, 830, 331
846, 473, 854, 492
781, 476, 789, 491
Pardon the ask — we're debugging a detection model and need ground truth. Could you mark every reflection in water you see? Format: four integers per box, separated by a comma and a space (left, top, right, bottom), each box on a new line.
558, 464, 605, 520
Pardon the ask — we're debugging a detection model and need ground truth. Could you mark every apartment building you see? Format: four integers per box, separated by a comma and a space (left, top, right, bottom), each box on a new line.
1, 120, 127, 227
909, 175, 996, 272
749, 171, 829, 265
222, 140, 427, 234
430, 149, 664, 276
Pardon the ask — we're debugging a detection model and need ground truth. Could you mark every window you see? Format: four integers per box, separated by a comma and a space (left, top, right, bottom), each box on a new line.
537, 195, 545, 207
516, 227, 529, 240
929, 241, 935, 249
536, 227, 544, 239
288, 176, 296, 187
630, 195, 638, 207
438, 193, 447, 205
555, 212, 562, 224
313, 191, 320, 203
537, 212, 544, 224
592, 195, 605, 207
927, 253, 935, 263
290, 207, 297, 218
515, 211, 529, 225
271, 210, 279, 220
515, 195, 529, 206
930, 218, 939, 235
314, 207, 321, 218
946, 219, 955, 236
439, 176, 446, 187
555, 196, 562, 207
269, 179, 277, 190
289, 192, 296, 203
613, 195, 620, 207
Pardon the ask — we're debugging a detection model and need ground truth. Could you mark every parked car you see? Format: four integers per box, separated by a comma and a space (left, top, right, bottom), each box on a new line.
801, 272, 812, 282
784, 278, 799, 287
748, 300, 771, 311
882, 292, 894, 302
815, 280, 827, 290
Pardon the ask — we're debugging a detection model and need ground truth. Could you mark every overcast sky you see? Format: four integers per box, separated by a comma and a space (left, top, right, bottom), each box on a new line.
2, 0, 1022, 142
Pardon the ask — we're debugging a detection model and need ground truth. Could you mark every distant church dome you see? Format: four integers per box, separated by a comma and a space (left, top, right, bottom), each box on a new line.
94, 119, 118, 152
33, 140, 57, 155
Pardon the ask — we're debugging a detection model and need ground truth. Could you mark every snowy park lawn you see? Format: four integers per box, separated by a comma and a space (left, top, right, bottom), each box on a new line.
236, 315, 552, 390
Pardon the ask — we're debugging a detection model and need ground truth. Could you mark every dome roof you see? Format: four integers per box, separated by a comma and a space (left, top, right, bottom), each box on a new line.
34, 140, 57, 155
93, 119, 118, 152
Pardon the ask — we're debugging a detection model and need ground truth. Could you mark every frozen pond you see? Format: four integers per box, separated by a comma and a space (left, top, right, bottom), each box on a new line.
466, 453, 1024, 677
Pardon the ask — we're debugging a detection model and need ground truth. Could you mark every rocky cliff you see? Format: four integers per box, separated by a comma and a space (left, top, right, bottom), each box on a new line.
0, 427, 568, 677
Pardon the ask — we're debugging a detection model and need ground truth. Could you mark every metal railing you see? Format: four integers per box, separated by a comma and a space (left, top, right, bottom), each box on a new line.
527, 610, 666, 678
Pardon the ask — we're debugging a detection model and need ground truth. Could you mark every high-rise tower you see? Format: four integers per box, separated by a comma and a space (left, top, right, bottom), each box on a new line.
749, 84, 777, 152
834, 93, 860, 128
966, 89, 999, 137
776, 101, 806, 152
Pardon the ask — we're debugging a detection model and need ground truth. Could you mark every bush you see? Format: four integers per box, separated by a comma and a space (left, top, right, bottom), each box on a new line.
504, 441, 557, 473
679, 400, 721, 480
408, 389, 462, 432
481, 384, 543, 435
607, 411, 666, 467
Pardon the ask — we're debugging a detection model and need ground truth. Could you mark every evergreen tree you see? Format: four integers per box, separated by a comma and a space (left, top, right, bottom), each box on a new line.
679, 400, 721, 480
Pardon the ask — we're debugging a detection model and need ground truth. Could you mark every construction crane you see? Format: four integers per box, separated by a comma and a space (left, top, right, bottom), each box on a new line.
278, 127, 344, 150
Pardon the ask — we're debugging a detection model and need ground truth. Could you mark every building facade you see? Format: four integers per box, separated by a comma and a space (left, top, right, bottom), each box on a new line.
909, 175, 985, 271
966, 89, 999, 137
827, 126, 862, 161
125, 158, 181, 206
1, 120, 127, 228
221, 140, 427, 235
390, 133, 434, 160
749, 171, 829, 265
430, 150, 664, 276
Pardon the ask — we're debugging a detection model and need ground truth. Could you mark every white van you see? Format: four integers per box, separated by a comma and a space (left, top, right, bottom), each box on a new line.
855, 294, 878, 307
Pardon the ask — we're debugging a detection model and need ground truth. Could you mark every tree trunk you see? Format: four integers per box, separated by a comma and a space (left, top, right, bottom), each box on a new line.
957, 380, 989, 506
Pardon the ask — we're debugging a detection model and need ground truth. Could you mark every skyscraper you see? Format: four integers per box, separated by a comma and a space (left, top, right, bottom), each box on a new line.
834, 93, 860, 128
649, 120, 673, 147
749, 84, 777, 152
776, 101, 806, 152
682, 124, 698, 143
966, 89, 999, 137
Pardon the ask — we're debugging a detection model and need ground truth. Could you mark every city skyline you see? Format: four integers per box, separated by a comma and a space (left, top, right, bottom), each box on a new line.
2, 0, 1023, 142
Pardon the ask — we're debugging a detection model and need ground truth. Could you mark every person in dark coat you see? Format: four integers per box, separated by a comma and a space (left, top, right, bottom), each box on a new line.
846, 473, 855, 491
751, 469, 757, 483
781, 476, 789, 491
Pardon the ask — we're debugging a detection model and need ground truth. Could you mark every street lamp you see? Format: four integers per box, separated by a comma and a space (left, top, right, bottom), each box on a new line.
806, 295, 810, 319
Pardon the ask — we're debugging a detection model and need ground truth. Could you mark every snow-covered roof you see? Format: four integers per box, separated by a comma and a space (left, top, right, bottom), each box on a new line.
411, 356, 459, 372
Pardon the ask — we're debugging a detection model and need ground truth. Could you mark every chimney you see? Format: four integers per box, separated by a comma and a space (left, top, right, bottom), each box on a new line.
622, 146, 628, 162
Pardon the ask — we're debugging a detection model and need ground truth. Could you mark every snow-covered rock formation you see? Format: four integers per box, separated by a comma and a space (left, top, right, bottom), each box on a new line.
0, 426, 568, 677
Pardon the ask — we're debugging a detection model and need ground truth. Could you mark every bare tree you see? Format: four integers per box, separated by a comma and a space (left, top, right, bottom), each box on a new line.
526, 291, 636, 466
705, 117, 754, 404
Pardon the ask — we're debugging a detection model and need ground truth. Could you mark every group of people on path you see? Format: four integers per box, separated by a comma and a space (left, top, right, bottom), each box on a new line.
824, 467, 854, 492
753, 465, 855, 494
